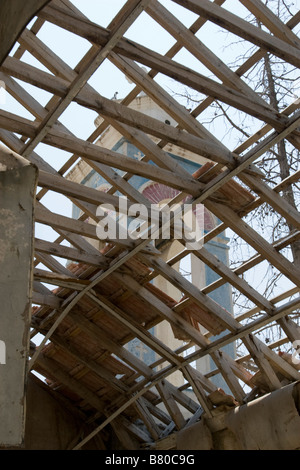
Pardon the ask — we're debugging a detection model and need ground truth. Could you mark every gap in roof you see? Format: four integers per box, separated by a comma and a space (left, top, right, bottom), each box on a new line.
195, 103, 262, 151
9, 42, 22, 57
197, 20, 257, 70
223, 0, 251, 21
36, 21, 91, 69
153, 72, 201, 109
35, 141, 74, 173
58, 101, 98, 140
26, 16, 39, 30
40, 190, 73, 218
14, 76, 53, 111
21, 49, 55, 75
35, 222, 61, 244
70, 0, 127, 28
125, 11, 175, 55
0, 86, 37, 121
159, 0, 199, 28
172, 47, 222, 83
88, 59, 135, 100
17, 50, 57, 108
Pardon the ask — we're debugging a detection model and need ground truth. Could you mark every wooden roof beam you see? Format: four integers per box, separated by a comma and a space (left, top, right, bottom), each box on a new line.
34, 238, 109, 268
19, 0, 153, 158
32, 291, 62, 310
47, 0, 229, 172
238, 172, 300, 232
33, 351, 107, 414
147, 0, 271, 109
142, 254, 240, 333
156, 381, 186, 430
172, 0, 300, 68
68, 310, 154, 379
205, 199, 300, 288
0, 108, 204, 194
72, 294, 300, 450
85, 290, 184, 368
3, 37, 152, 206
239, 0, 300, 48
37, 3, 288, 128
191, 245, 274, 313
113, 271, 209, 349
1, 55, 234, 166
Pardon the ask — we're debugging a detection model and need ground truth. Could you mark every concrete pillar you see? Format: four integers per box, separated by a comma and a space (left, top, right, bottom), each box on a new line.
175, 381, 300, 450
0, 145, 38, 447
154, 240, 184, 388
0, 0, 51, 65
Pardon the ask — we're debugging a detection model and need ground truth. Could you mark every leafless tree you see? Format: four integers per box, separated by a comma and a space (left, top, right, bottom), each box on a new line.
176, 0, 300, 355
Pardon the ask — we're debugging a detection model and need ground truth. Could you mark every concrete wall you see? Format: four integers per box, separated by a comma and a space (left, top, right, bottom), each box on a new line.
0, 0, 51, 65
175, 381, 300, 450
22, 375, 105, 450
0, 146, 38, 447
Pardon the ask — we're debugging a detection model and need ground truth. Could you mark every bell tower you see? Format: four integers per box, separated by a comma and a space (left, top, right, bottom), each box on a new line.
67, 93, 235, 391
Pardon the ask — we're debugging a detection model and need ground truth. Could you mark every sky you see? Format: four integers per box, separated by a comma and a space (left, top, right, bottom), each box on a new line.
1, 0, 298, 305
3, 0, 256, 157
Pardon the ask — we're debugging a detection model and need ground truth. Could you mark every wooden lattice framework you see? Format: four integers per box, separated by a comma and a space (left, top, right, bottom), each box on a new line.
0, 0, 300, 450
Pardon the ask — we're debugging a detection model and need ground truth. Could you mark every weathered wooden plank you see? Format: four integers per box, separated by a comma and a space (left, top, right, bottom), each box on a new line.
34, 251, 77, 278
38, 169, 149, 213
118, 415, 152, 444
243, 334, 282, 391
35, 203, 156, 252
239, 0, 300, 48
109, 52, 227, 145
172, 0, 300, 68
86, 290, 182, 366
251, 335, 300, 381
47, 0, 230, 156
181, 365, 213, 416
102, 115, 194, 178
238, 172, 300, 231
192, 245, 274, 312
33, 268, 88, 290
147, 0, 273, 109
277, 316, 300, 344
158, 378, 200, 414
34, 352, 106, 413
0, 71, 151, 207
34, 238, 107, 267
37, 3, 292, 126
32, 291, 62, 309
42, 330, 130, 394
109, 418, 140, 450
1, 55, 234, 165
202, 231, 300, 299
134, 398, 161, 440
20, 0, 154, 157
205, 200, 300, 288
143, 255, 240, 332
69, 310, 153, 379
210, 351, 246, 403
156, 381, 186, 430
0, 107, 205, 194
13, 26, 212, 180
113, 271, 209, 349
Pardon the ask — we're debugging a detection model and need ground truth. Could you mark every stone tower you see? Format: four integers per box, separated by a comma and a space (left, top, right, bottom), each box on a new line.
67, 93, 234, 390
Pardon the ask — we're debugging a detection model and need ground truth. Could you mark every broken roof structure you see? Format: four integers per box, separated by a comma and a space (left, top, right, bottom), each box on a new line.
0, 0, 300, 451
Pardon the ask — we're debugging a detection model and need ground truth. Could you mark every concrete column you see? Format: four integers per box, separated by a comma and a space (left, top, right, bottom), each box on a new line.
0, 145, 38, 447
0, 0, 51, 65
154, 240, 184, 388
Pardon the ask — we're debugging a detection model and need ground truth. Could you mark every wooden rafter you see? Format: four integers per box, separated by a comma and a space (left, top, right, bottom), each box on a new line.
0, 0, 300, 450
